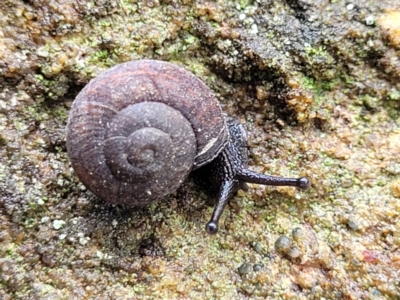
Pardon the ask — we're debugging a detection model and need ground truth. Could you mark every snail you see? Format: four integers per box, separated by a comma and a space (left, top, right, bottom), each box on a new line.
66, 60, 311, 234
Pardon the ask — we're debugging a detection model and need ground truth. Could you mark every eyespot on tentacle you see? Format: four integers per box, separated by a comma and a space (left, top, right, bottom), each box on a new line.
205, 222, 219, 235
297, 177, 311, 190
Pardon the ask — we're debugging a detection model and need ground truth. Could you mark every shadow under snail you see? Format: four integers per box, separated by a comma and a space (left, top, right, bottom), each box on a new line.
66, 59, 311, 235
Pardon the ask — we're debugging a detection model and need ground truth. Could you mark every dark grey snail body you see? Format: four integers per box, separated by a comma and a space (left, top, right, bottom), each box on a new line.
66, 59, 311, 234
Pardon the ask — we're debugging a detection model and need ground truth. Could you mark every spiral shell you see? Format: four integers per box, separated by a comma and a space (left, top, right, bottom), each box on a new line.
66, 60, 228, 206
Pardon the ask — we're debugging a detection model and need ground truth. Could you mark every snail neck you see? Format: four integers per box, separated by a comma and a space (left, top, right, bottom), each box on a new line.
205, 117, 311, 235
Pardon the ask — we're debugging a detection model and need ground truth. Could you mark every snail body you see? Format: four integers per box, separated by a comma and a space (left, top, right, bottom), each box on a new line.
66, 59, 310, 234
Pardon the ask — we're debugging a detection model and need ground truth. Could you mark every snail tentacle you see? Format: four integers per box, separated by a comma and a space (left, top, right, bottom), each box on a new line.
206, 179, 235, 235
236, 169, 312, 190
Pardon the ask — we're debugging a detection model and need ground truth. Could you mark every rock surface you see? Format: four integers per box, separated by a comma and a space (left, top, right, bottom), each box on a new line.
0, 0, 399, 299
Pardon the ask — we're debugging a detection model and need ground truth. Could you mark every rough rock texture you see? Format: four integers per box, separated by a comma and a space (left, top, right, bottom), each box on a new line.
0, 0, 399, 299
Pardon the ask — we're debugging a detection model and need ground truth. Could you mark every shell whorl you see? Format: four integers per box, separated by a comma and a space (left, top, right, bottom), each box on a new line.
66, 60, 228, 206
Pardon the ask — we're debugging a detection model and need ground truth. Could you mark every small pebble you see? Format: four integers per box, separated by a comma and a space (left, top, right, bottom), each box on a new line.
238, 263, 253, 275
365, 15, 374, 26
275, 236, 292, 253
253, 263, 264, 272
288, 246, 301, 258
53, 220, 66, 230
348, 220, 359, 231
41, 217, 50, 223
250, 24, 258, 34
292, 227, 303, 240
252, 241, 264, 255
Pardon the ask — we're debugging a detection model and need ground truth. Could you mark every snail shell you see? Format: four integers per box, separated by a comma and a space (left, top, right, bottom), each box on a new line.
66, 60, 228, 206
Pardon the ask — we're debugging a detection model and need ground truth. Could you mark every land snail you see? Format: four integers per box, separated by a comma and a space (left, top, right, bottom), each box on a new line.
66, 60, 311, 235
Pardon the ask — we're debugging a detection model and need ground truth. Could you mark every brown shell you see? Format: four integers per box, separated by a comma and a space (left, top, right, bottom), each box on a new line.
66, 60, 228, 206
